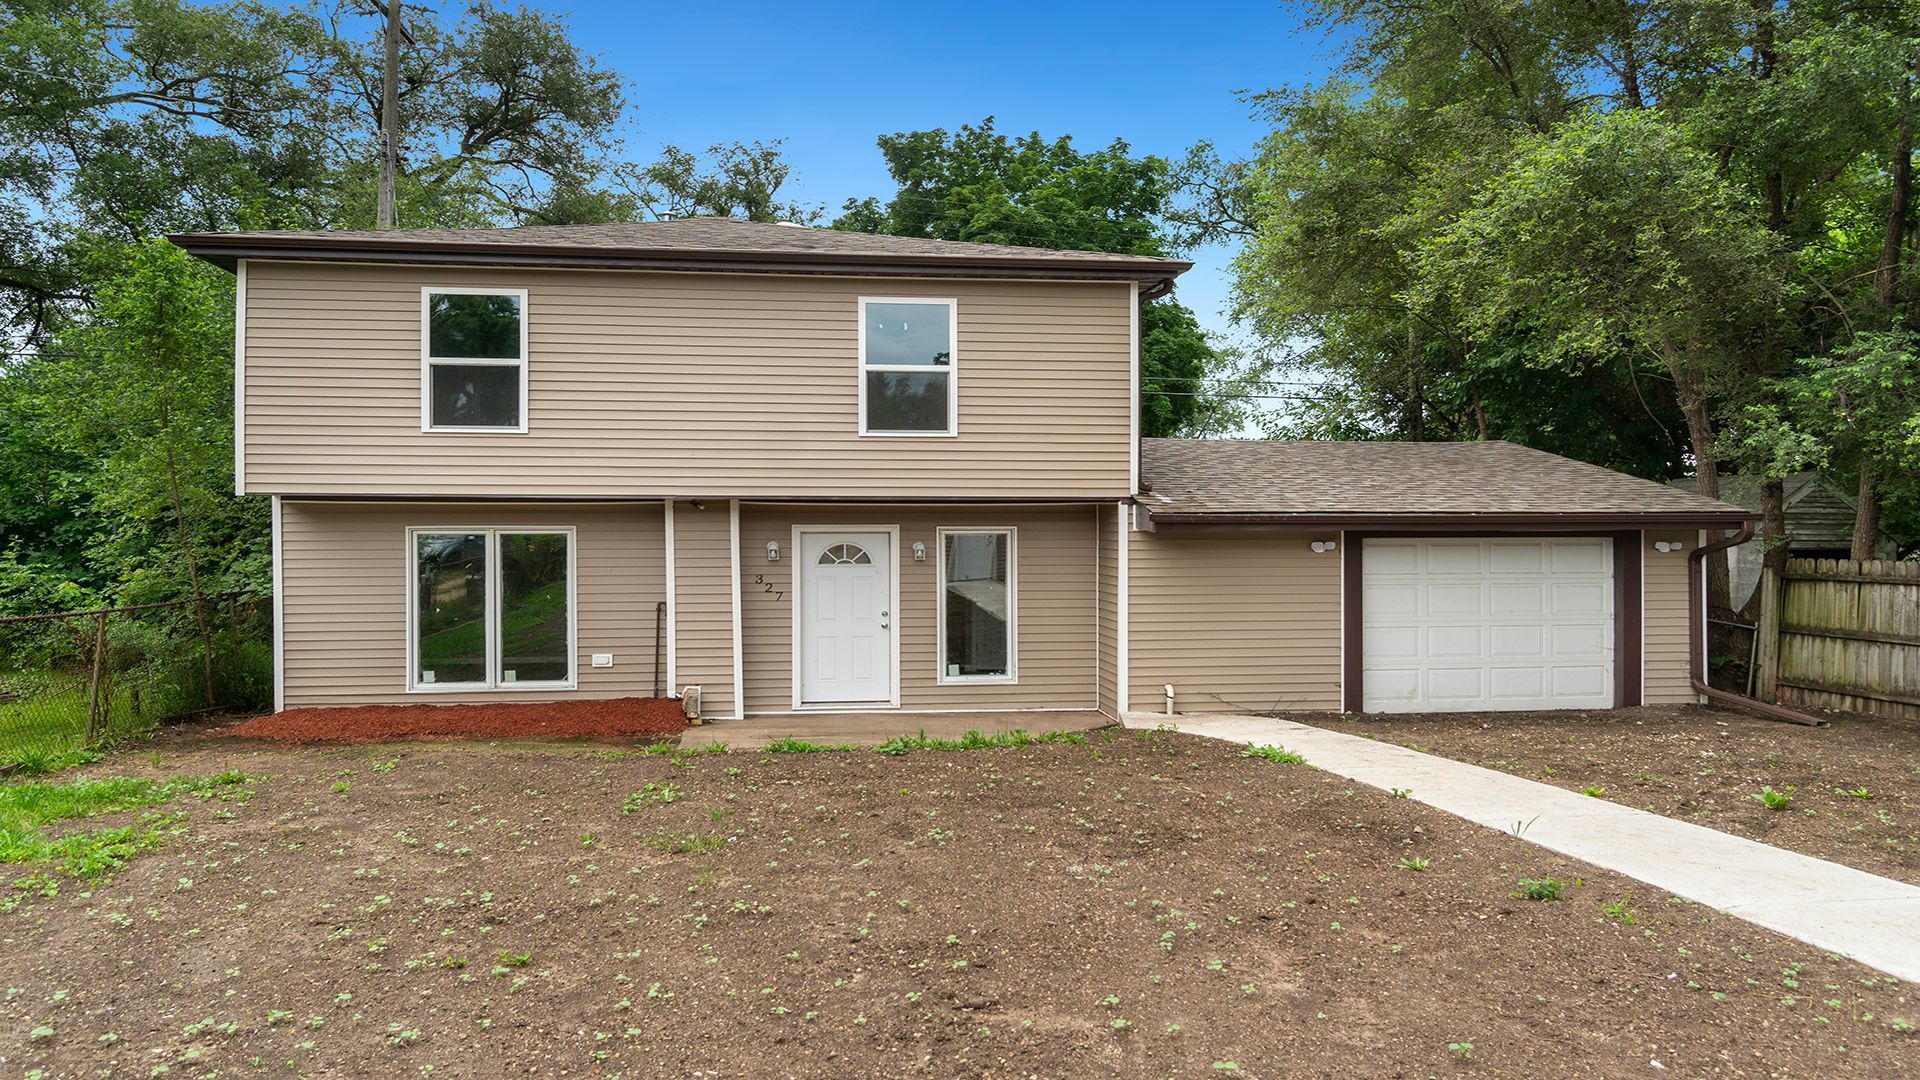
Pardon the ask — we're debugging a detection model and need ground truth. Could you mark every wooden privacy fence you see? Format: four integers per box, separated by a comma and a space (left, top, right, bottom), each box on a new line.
1755, 558, 1920, 719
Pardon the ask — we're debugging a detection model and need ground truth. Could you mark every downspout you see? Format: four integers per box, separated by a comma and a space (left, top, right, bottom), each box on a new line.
1688, 522, 1821, 725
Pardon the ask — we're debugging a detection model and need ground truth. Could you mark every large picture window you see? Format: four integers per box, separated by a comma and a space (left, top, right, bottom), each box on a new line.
860, 298, 956, 435
422, 288, 528, 432
937, 528, 1014, 683
409, 527, 574, 690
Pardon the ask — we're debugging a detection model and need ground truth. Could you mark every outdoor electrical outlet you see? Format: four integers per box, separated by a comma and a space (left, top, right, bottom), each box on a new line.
592, 653, 614, 668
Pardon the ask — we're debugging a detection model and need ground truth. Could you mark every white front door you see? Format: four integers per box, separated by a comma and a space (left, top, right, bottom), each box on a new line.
798, 531, 894, 705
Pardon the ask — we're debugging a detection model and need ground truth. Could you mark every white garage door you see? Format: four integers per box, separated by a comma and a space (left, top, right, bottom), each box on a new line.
1362, 538, 1614, 713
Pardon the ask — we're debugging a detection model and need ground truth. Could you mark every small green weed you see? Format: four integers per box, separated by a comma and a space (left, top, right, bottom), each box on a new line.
622, 783, 682, 812
1241, 744, 1306, 765
1753, 785, 1795, 811
1515, 877, 1566, 902
1600, 895, 1639, 925
647, 831, 726, 854
1396, 856, 1429, 872
765, 737, 861, 753
874, 729, 1085, 755
1580, 785, 1605, 797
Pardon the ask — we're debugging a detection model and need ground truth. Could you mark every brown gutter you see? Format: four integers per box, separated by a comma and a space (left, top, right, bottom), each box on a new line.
1687, 522, 1822, 725
1141, 510, 1755, 531
165, 232, 1192, 283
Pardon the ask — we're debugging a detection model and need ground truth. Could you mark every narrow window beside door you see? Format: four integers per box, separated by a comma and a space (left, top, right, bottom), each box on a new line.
938, 529, 1015, 683
411, 527, 574, 690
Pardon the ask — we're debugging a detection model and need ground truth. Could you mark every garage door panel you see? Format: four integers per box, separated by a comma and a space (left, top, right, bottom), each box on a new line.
1488, 667, 1547, 700
1366, 542, 1420, 574
1551, 622, 1609, 656
1424, 668, 1485, 701
1489, 624, 1546, 658
1364, 626, 1421, 660
1488, 543, 1545, 573
1425, 544, 1484, 574
1425, 584, 1485, 616
1550, 581, 1609, 615
1363, 537, 1614, 713
1368, 669, 1421, 704
1425, 625, 1486, 658
1550, 667, 1609, 698
1364, 584, 1421, 616
1489, 583, 1545, 615
1551, 541, 1608, 573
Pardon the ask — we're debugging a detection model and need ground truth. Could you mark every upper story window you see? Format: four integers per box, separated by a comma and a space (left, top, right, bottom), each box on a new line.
860, 298, 956, 436
422, 288, 528, 432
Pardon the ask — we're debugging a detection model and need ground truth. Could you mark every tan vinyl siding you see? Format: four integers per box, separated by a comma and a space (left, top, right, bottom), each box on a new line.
738, 504, 1097, 713
279, 500, 664, 707
671, 502, 738, 718
243, 262, 1132, 498
1096, 503, 1119, 716
1645, 531, 1697, 705
1128, 529, 1343, 713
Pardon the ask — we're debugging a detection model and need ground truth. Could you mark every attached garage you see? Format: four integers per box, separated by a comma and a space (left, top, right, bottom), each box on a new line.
1359, 537, 1616, 712
1131, 439, 1757, 716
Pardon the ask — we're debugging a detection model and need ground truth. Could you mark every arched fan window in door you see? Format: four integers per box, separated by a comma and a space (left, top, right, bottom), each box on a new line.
817, 543, 873, 566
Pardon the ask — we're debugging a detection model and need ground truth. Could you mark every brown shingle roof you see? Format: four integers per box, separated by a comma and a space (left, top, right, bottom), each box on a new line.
1140, 439, 1754, 524
169, 217, 1190, 282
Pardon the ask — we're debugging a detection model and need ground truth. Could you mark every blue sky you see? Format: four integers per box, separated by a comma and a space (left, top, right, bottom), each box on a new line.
553, 1, 1340, 343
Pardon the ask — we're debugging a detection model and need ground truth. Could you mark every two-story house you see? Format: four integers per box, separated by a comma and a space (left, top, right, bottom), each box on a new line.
171, 219, 1754, 722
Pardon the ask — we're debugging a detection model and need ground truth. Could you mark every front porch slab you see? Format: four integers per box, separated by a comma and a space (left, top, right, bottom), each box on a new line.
679, 710, 1113, 750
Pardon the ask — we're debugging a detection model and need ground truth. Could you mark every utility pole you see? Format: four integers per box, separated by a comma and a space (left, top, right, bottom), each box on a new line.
375, 0, 402, 228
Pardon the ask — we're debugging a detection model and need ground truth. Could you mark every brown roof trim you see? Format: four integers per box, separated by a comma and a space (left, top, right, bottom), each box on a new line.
1142, 510, 1758, 532
277, 493, 1125, 505
165, 232, 1192, 284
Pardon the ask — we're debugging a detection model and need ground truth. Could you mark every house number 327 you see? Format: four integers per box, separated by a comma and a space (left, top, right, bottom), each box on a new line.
754, 574, 784, 602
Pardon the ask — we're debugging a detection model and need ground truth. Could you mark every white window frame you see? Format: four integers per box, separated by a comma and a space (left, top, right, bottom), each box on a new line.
858, 296, 958, 437
935, 526, 1017, 685
405, 525, 577, 692
421, 286, 531, 434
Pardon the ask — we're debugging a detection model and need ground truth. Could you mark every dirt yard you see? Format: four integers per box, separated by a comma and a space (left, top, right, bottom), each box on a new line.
1, 723, 1915, 1077
1297, 704, 1920, 887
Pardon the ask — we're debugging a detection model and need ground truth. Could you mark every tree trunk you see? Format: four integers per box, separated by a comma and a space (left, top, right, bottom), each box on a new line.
1877, 52, 1915, 310
1853, 463, 1882, 561
1675, 368, 1732, 614
1738, 476, 1790, 623
161, 406, 216, 708
376, 0, 402, 228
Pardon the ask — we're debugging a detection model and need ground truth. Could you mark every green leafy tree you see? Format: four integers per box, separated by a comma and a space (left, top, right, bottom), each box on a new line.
1189, 0, 1920, 611
36, 240, 266, 607
0, 0, 627, 340
834, 117, 1257, 436
611, 140, 822, 224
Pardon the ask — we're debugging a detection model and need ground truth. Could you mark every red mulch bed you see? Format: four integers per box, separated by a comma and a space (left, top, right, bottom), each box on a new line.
225, 696, 687, 744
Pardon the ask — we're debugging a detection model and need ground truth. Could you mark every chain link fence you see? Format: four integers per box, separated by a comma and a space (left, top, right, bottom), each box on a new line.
0, 595, 271, 773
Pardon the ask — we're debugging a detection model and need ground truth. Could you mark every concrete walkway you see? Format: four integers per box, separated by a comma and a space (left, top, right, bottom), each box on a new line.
1124, 712, 1920, 984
